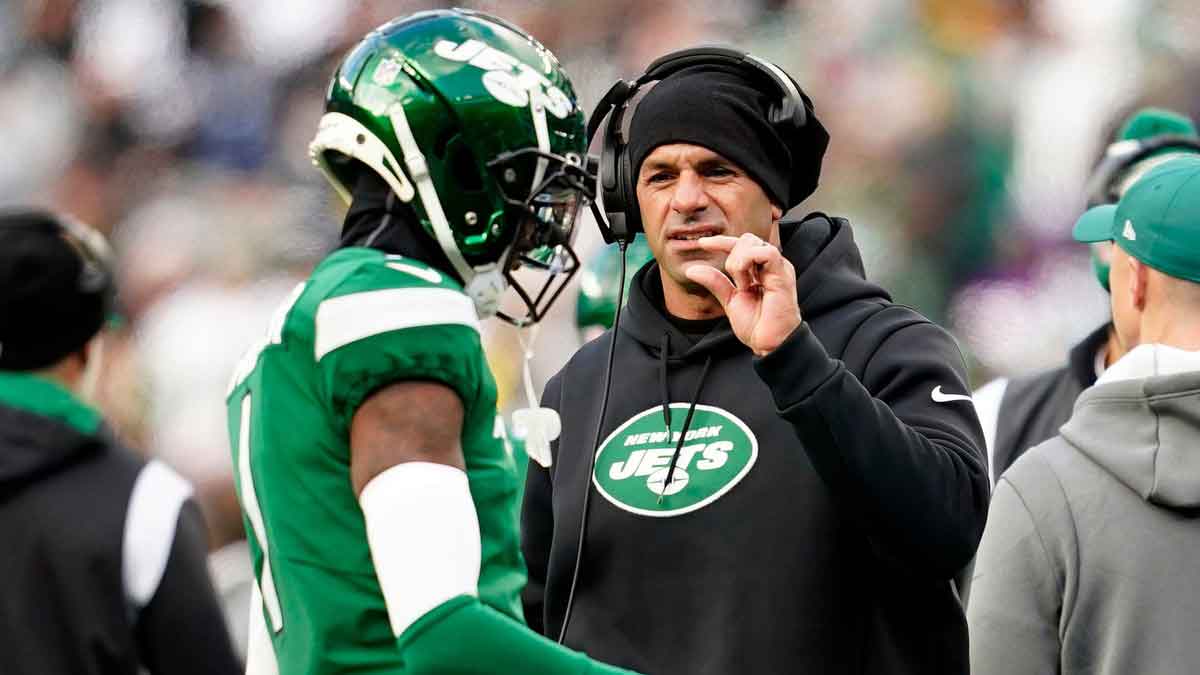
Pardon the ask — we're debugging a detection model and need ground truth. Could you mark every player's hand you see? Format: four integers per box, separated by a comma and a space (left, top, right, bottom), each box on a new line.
684, 233, 801, 356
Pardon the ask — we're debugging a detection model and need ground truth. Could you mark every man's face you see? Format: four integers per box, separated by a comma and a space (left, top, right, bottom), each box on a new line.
635, 143, 782, 297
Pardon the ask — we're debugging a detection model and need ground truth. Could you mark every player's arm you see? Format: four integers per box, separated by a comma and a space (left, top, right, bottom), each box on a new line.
350, 381, 639, 675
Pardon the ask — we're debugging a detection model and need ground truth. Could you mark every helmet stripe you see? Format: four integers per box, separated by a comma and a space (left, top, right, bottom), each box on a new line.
387, 104, 476, 285
529, 101, 552, 200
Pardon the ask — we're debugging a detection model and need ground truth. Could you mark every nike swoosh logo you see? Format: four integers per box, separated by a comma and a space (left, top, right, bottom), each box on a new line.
931, 385, 972, 404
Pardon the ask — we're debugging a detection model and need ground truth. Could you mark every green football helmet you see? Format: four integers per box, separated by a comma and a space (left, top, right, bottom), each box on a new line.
576, 235, 655, 337
309, 9, 592, 324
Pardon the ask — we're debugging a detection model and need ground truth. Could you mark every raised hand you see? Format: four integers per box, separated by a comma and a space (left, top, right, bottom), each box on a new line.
684, 233, 801, 356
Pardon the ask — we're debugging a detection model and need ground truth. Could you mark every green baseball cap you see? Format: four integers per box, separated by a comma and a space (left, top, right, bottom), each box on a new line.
1118, 107, 1197, 142
1074, 155, 1200, 283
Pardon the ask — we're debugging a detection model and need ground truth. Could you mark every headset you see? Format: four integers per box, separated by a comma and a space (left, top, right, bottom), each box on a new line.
556, 47, 814, 645
0, 210, 116, 373
1081, 133, 1200, 291
0, 209, 116, 319
1085, 133, 1200, 207
585, 46, 814, 245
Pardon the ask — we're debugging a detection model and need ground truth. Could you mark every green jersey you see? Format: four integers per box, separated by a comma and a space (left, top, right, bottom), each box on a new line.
226, 248, 524, 673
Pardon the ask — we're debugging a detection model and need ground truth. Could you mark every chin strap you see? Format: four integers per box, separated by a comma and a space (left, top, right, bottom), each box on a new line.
464, 264, 506, 319
510, 324, 560, 468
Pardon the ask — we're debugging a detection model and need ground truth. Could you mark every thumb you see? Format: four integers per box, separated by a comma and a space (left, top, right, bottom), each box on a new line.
685, 264, 735, 308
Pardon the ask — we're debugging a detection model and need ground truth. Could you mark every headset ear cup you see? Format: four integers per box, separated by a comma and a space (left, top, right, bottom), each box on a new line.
596, 107, 627, 244
620, 145, 641, 236
600, 114, 628, 243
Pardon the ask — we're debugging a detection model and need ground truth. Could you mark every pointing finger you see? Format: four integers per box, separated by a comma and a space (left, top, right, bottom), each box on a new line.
693, 235, 740, 253
725, 233, 779, 290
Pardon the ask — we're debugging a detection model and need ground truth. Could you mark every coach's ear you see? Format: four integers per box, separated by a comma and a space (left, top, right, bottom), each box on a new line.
1128, 256, 1149, 313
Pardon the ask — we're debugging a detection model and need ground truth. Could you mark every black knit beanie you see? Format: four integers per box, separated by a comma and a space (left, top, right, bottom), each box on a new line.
627, 63, 829, 209
0, 211, 109, 371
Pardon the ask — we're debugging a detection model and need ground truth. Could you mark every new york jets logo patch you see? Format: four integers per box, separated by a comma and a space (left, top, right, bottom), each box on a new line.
592, 404, 758, 518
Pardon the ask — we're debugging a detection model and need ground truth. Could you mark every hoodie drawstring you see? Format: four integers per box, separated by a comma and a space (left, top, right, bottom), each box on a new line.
659, 333, 673, 432
657, 333, 713, 502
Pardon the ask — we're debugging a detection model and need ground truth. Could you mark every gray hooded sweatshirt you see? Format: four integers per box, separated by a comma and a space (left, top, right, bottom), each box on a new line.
968, 345, 1200, 675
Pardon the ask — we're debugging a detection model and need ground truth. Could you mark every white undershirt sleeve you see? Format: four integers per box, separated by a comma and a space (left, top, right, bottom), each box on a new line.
358, 461, 482, 637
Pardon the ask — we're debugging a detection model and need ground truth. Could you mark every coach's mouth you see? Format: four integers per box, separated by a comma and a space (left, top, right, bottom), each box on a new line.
667, 226, 723, 242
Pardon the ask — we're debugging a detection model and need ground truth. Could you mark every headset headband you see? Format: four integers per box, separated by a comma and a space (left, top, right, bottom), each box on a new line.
1086, 133, 1200, 207
587, 47, 812, 244
0, 210, 116, 314
642, 47, 807, 129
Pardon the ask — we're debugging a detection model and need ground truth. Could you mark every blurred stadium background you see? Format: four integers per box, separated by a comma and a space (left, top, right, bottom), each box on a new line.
5, 0, 1200, 656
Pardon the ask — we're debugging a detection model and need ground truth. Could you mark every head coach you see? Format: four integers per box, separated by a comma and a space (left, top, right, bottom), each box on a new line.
520, 48, 990, 674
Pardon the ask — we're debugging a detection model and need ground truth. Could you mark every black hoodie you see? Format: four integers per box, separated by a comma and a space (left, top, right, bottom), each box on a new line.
0, 372, 239, 675
522, 215, 989, 675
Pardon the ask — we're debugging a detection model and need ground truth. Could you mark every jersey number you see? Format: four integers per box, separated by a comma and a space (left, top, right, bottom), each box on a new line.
237, 392, 285, 633
230, 284, 305, 634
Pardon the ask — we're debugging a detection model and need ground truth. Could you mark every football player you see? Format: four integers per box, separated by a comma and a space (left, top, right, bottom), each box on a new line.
226, 10, 637, 674
575, 235, 655, 342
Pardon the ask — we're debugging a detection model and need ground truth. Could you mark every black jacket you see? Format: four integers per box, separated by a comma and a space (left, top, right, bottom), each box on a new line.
0, 372, 239, 675
983, 324, 1110, 483
522, 215, 990, 674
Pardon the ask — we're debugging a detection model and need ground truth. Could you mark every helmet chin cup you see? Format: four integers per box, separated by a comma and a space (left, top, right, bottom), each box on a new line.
465, 265, 506, 318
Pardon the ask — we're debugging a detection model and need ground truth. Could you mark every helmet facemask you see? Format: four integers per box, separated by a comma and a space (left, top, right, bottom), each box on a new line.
488, 147, 593, 326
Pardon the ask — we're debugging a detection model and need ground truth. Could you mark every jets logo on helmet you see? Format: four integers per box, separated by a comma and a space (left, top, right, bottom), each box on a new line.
308, 8, 593, 325
432, 39, 573, 119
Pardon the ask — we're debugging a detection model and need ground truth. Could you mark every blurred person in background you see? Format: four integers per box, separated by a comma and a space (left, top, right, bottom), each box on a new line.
226, 10, 638, 674
0, 210, 238, 675
523, 49, 989, 674
574, 235, 655, 342
969, 155, 1200, 675
972, 108, 1200, 484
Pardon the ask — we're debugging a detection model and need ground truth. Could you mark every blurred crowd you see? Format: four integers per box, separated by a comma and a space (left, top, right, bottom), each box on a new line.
5, 0, 1200, 569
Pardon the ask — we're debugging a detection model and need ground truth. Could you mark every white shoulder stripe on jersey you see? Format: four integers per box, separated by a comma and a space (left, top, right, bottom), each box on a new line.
123, 460, 194, 611
386, 261, 443, 285
314, 287, 480, 361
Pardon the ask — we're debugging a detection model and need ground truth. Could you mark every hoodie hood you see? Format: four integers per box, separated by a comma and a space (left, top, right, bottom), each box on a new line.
1060, 360, 1200, 510
0, 372, 102, 499
620, 213, 890, 361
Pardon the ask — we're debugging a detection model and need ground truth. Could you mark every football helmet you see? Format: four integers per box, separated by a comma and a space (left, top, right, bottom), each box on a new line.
575, 235, 655, 339
310, 9, 591, 324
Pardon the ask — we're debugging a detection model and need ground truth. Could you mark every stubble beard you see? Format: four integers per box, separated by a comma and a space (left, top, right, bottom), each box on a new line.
665, 253, 728, 300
